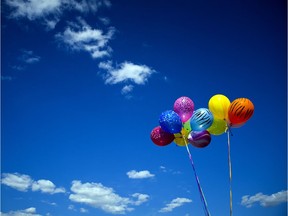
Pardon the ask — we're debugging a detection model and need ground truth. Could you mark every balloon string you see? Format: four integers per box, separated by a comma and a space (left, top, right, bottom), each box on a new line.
226, 125, 233, 216
183, 136, 211, 216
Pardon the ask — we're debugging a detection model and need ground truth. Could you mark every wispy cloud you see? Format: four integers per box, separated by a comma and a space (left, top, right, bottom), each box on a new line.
131, 193, 150, 206
100, 61, 155, 85
0, 207, 42, 216
69, 180, 149, 214
1, 173, 66, 194
159, 197, 192, 213
126, 170, 155, 179
121, 85, 134, 95
241, 190, 288, 208
5, 0, 111, 30
1, 76, 14, 81
56, 18, 115, 59
19, 50, 41, 64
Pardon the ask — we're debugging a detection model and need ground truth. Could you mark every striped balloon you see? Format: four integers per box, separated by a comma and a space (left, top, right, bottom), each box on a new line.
190, 108, 214, 131
228, 98, 254, 125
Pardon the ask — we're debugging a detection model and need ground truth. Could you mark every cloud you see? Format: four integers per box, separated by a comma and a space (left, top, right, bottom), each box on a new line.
121, 85, 134, 95
5, 0, 111, 29
1, 173, 33, 192
56, 19, 115, 59
241, 190, 288, 208
100, 61, 155, 85
1, 76, 14, 81
131, 193, 149, 206
1, 173, 65, 194
80, 208, 89, 213
5, 0, 62, 20
0, 207, 42, 216
69, 180, 149, 214
32, 179, 66, 194
126, 170, 155, 179
63, 0, 111, 13
19, 50, 41, 64
159, 197, 192, 213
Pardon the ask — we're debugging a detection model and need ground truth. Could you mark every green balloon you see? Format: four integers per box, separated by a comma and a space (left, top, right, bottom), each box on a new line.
183, 119, 192, 134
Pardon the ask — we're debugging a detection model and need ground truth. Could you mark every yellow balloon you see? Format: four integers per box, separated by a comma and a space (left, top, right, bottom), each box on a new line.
174, 128, 189, 146
207, 117, 227, 135
208, 94, 230, 120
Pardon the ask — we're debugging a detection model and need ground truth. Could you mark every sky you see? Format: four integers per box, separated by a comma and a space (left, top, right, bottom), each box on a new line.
1, 0, 287, 216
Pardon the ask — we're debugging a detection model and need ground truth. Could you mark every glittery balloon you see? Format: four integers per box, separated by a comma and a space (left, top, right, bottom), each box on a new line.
188, 130, 211, 148
159, 110, 182, 134
150, 126, 175, 146
173, 96, 195, 122
190, 108, 214, 131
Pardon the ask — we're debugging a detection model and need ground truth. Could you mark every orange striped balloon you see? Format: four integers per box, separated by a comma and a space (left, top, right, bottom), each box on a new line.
228, 98, 254, 125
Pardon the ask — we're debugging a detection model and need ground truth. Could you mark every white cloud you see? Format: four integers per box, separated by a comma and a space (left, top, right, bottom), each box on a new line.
69, 180, 149, 214
241, 190, 288, 208
32, 179, 66, 194
63, 0, 111, 13
1, 173, 33, 192
159, 198, 192, 213
19, 50, 41, 64
126, 170, 155, 179
131, 193, 149, 206
121, 85, 134, 95
1, 172, 65, 195
5, 0, 62, 20
5, 0, 111, 29
0, 207, 42, 216
101, 61, 155, 85
56, 20, 115, 59
80, 208, 89, 213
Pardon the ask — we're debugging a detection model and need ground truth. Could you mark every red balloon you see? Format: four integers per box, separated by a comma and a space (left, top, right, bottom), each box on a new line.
150, 126, 175, 146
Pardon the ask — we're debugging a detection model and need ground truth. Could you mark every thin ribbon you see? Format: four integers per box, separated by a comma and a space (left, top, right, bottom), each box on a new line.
226, 125, 233, 216
183, 135, 211, 216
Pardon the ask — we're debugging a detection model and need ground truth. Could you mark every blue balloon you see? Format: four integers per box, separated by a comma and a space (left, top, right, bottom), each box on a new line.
190, 108, 214, 131
159, 110, 182, 134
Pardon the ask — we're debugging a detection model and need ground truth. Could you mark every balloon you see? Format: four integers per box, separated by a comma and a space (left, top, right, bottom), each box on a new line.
208, 94, 230, 120
174, 128, 190, 146
183, 118, 192, 134
188, 130, 211, 148
190, 108, 214, 131
228, 98, 254, 125
173, 96, 195, 122
159, 110, 182, 134
207, 117, 227, 135
150, 126, 175, 146
230, 122, 246, 128
174, 134, 188, 147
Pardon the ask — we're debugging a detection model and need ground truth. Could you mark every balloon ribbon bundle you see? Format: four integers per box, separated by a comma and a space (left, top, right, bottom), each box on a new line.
150, 95, 254, 216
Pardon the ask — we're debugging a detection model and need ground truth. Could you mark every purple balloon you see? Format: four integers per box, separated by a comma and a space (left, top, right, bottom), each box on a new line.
173, 96, 194, 122
188, 130, 211, 148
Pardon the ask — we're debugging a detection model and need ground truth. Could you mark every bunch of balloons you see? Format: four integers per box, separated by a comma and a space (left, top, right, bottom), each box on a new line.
150, 94, 254, 148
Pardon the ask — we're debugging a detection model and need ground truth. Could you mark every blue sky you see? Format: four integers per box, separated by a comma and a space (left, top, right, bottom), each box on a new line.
1, 0, 287, 216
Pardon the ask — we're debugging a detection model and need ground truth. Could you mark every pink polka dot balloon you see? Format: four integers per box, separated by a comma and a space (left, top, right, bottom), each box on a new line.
173, 96, 195, 122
